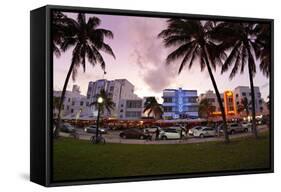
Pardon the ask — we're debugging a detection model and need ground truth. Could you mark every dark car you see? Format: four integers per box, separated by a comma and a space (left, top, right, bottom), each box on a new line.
119, 129, 151, 140
60, 123, 76, 133
84, 125, 107, 134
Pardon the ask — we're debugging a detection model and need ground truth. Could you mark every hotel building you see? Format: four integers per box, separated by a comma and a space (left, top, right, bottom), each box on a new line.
162, 88, 199, 119
118, 99, 145, 120
234, 86, 263, 114
86, 79, 139, 117
199, 86, 263, 117
53, 85, 91, 119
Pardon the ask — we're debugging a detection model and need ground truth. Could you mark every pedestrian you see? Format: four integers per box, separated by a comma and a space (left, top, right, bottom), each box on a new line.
155, 128, 160, 140
180, 128, 183, 139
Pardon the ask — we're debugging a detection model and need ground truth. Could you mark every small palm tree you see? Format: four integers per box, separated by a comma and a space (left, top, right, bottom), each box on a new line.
143, 97, 163, 119
54, 13, 116, 138
198, 98, 215, 120
211, 22, 261, 138
90, 89, 115, 115
158, 19, 229, 143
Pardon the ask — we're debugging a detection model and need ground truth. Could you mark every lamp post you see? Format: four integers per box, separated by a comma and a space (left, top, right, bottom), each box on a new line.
96, 96, 104, 143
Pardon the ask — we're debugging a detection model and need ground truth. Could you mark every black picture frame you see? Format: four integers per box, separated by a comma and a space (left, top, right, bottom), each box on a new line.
30, 4, 274, 187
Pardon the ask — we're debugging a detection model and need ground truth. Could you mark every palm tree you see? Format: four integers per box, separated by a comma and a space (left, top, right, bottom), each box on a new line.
143, 97, 163, 119
255, 24, 270, 78
52, 11, 69, 57
90, 89, 115, 115
211, 22, 261, 138
198, 98, 215, 120
158, 19, 229, 143
54, 13, 116, 138
237, 97, 250, 117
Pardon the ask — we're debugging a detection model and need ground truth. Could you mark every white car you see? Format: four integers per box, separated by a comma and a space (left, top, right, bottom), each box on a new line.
159, 128, 181, 140
227, 122, 247, 134
188, 126, 203, 136
193, 127, 216, 138
170, 126, 187, 137
241, 122, 252, 130
144, 126, 162, 134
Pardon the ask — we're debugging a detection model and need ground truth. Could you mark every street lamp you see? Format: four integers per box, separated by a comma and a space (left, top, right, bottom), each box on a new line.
96, 96, 104, 143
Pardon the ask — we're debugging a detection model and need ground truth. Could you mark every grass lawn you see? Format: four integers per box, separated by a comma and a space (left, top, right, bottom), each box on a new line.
53, 132, 270, 182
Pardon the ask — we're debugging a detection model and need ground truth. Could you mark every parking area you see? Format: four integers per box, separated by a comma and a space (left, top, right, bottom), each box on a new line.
60, 125, 269, 144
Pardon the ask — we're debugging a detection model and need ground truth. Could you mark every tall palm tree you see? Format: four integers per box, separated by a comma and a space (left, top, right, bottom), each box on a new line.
143, 97, 163, 119
54, 13, 116, 138
52, 11, 69, 57
158, 19, 229, 143
211, 22, 261, 138
255, 24, 270, 78
90, 89, 115, 115
198, 98, 215, 120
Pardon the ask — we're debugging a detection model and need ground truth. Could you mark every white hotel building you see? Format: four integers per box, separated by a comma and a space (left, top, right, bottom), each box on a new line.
86, 79, 140, 118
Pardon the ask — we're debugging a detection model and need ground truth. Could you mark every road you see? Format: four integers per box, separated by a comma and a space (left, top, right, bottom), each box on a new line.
60, 125, 269, 145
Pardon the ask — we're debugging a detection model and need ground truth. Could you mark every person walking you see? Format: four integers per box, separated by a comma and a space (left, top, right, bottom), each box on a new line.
155, 128, 160, 140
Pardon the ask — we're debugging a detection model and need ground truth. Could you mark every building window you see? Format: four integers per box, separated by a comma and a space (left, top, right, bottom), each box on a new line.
125, 111, 141, 118
126, 100, 142, 108
71, 109, 74, 113
236, 94, 239, 98
188, 97, 197, 103
164, 106, 173, 112
163, 97, 173, 103
229, 106, 234, 111
86, 102, 89, 106
242, 92, 246, 96
236, 101, 239, 105
121, 104, 124, 107
109, 86, 114, 92
68, 98, 71, 102
72, 101, 75, 106
120, 109, 123, 113
80, 101, 84, 106
228, 98, 233, 103
188, 106, 198, 112
67, 106, 69, 110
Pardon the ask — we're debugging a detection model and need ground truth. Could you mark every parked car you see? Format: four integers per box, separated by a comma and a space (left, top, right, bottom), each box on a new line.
119, 129, 151, 139
169, 126, 187, 137
84, 125, 107, 134
60, 123, 76, 133
188, 126, 203, 136
241, 122, 252, 131
143, 126, 162, 134
159, 128, 181, 140
193, 127, 216, 138
218, 122, 248, 134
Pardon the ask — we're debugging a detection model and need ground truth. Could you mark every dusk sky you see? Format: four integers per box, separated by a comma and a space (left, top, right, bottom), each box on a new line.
54, 12, 270, 102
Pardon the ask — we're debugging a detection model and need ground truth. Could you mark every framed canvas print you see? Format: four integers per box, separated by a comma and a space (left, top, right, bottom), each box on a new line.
30, 5, 274, 187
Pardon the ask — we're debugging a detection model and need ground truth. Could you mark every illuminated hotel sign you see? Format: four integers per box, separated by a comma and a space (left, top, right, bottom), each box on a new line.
211, 90, 237, 116
223, 90, 237, 116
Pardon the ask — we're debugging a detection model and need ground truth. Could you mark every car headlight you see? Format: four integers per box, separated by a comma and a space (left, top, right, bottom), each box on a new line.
84, 128, 87, 132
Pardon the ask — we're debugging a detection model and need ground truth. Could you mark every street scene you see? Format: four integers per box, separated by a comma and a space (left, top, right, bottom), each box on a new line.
52, 11, 271, 182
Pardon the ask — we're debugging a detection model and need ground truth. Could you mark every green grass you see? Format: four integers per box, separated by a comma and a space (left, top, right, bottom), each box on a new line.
53, 132, 270, 181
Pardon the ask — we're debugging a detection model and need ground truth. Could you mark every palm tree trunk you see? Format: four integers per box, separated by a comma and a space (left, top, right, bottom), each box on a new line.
247, 49, 258, 138
54, 62, 75, 138
203, 46, 229, 143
